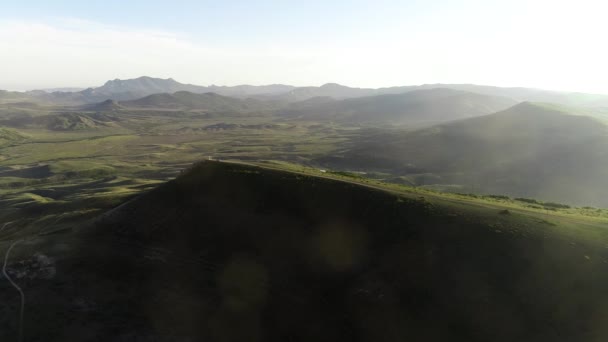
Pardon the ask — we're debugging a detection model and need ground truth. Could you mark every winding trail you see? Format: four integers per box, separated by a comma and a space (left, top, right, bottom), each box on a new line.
0, 221, 13, 234
3, 240, 24, 342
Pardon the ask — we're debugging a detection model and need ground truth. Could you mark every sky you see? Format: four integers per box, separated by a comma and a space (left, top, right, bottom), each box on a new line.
0, 0, 607, 93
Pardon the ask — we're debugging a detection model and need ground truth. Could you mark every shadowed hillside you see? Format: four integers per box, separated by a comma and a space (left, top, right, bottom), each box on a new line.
3, 162, 608, 341
121, 91, 275, 112
282, 89, 517, 125
328, 102, 608, 206
84, 99, 124, 112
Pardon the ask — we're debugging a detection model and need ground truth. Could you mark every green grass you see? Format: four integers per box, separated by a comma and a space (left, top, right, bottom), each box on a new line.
253, 160, 608, 225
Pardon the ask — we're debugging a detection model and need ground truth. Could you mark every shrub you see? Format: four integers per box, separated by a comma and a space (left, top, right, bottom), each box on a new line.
485, 194, 510, 200
515, 197, 540, 204
328, 171, 362, 178
543, 202, 570, 209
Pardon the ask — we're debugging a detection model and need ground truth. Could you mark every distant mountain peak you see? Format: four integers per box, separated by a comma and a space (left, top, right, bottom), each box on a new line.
320, 83, 347, 88
85, 99, 123, 112
502, 101, 576, 116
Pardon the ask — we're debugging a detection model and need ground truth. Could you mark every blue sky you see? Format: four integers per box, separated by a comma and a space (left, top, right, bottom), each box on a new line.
1, 1, 447, 46
1, 0, 607, 93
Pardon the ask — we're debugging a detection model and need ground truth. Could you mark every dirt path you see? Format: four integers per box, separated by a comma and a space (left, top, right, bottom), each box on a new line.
0, 221, 13, 234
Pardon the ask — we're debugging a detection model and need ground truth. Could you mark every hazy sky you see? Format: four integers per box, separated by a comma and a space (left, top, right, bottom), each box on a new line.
1, 0, 606, 93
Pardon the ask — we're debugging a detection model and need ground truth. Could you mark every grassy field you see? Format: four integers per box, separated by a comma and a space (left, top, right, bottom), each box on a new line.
0, 106, 356, 242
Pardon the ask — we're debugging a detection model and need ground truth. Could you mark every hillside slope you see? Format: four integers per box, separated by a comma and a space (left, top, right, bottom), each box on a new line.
262, 82, 608, 107
84, 99, 124, 112
3, 161, 608, 341
435, 84, 608, 107
331, 102, 608, 205
282, 88, 517, 125
121, 91, 274, 112
0, 126, 28, 146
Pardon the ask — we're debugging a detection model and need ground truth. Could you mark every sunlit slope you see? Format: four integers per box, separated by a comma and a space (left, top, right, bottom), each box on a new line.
0, 112, 122, 131
0, 127, 28, 145
281, 88, 516, 125
83, 99, 124, 112
3, 161, 608, 341
336, 102, 608, 206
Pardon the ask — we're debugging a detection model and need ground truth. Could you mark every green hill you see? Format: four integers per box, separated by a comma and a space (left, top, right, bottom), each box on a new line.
0, 112, 122, 131
330, 102, 608, 206
282, 89, 517, 126
46, 113, 121, 130
3, 161, 608, 341
0, 90, 30, 104
0, 126, 28, 145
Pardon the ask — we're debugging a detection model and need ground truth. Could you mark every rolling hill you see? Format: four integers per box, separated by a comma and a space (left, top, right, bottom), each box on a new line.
0, 127, 28, 145
263, 82, 608, 107
121, 91, 275, 112
84, 99, 124, 112
0, 112, 121, 131
46, 113, 122, 130
3, 161, 608, 341
327, 102, 608, 206
281, 88, 517, 126
0, 90, 29, 104
22, 77, 294, 105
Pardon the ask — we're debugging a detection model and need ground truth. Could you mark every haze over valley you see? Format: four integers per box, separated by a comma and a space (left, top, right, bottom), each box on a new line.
2, 76, 608, 207
3, 1, 608, 341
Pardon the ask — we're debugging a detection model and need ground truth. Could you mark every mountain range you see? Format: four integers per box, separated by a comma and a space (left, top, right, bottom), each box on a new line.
280, 88, 517, 125
3, 76, 608, 108
121, 91, 277, 112
2, 76, 608, 206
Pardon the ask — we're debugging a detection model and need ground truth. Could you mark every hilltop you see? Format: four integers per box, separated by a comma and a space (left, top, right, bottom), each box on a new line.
84, 99, 124, 112
2, 161, 608, 341
0, 127, 28, 145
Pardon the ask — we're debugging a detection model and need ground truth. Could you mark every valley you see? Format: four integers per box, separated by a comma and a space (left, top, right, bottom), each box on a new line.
2, 78, 608, 232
